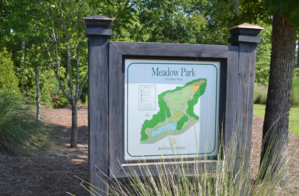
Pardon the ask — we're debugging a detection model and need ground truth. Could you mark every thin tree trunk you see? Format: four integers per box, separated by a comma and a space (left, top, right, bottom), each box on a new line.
71, 100, 78, 147
35, 64, 41, 122
260, 14, 296, 184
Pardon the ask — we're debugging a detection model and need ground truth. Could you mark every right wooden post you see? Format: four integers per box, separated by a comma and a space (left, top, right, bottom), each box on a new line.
228, 23, 263, 194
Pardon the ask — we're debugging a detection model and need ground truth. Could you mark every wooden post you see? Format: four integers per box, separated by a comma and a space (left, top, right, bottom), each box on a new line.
83, 15, 114, 195
228, 23, 263, 194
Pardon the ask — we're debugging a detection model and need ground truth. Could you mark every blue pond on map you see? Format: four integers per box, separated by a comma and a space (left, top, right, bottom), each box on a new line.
151, 123, 176, 137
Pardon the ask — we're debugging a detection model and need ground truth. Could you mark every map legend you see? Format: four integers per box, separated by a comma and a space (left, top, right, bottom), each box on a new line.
139, 85, 156, 110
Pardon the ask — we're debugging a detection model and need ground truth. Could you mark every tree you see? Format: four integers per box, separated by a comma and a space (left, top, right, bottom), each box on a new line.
238, 0, 299, 183
134, 0, 207, 43
261, 13, 297, 184
40, 0, 134, 147
214, 0, 298, 183
40, 0, 89, 147
0, 0, 52, 121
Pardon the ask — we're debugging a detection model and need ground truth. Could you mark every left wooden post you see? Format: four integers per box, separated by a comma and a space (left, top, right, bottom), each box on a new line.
83, 15, 114, 195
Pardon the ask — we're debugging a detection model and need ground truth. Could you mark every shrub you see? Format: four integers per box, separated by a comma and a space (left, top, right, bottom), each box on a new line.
54, 96, 69, 108
0, 91, 51, 155
0, 49, 19, 93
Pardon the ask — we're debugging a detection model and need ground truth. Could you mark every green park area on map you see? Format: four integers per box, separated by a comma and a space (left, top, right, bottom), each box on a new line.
140, 78, 207, 144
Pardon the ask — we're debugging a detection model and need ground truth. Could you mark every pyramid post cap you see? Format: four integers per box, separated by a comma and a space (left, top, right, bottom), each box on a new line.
83, 15, 114, 26
228, 23, 264, 31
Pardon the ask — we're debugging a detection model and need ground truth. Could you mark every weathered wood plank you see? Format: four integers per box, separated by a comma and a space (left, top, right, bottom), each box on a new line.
228, 23, 262, 195
224, 51, 239, 148
109, 43, 126, 175
236, 42, 257, 175
88, 36, 110, 195
228, 36, 262, 44
111, 42, 238, 58
85, 28, 112, 36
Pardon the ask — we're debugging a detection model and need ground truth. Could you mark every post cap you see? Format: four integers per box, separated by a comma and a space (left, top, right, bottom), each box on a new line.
228, 23, 264, 31
228, 23, 264, 45
83, 15, 114, 26
83, 15, 114, 38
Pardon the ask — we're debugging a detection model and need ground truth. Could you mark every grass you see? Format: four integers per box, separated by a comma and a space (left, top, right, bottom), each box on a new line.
0, 90, 53, 155
254, 84, 268, 104
291, 77, 299, 106
253, 104, 299, 136
254, 77, 299, 107
73, 127, 299, 196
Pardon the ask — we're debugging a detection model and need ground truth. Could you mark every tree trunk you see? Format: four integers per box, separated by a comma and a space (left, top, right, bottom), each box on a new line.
260, 14, 296, 184
35, 64, 41, 122
71, 100, 78, 148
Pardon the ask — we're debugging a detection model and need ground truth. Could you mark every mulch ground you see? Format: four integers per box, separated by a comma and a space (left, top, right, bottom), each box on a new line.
0, 106, 298, 196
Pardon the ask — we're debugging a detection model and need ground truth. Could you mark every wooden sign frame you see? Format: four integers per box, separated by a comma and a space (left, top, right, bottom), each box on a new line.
83, 15, 263, 195
108, 42, 237, 179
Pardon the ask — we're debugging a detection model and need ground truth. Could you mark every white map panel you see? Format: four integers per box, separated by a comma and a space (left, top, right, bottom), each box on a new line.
125, 60, 220, 160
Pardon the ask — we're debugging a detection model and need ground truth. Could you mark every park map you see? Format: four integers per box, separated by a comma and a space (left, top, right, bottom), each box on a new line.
140, 78, 207, 144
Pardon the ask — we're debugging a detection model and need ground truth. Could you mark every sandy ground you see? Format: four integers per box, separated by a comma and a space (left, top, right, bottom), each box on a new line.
0, 106, 298, 195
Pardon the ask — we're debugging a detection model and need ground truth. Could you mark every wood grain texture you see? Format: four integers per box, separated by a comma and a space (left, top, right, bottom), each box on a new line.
234, 42, 257, 195
111, 42, 238, 58
109, 43, 126, 175
224, 51, 239, 148
88, 35, 109, 195
85, 28, 112, 36
228, 36, 262, 44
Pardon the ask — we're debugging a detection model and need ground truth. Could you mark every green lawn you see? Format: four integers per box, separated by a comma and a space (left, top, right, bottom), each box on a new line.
253, 104, 299, 136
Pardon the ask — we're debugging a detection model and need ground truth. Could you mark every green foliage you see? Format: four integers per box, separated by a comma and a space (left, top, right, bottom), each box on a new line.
132, 0, 229, 44
0, 49, 19, 93
54, 96, 69, 108
255, 23, 272, 86
0, 91, 51, 155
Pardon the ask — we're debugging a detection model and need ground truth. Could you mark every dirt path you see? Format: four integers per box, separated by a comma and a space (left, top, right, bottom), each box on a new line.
0, 106, 298, 195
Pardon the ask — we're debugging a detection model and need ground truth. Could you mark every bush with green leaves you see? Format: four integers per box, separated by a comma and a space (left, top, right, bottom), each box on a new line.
0, 49, 19, 93
0, 91, 51, 155
54, 96, 69, 108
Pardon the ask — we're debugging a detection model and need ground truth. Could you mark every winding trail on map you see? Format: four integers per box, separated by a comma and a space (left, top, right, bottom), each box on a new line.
140, 78, 207, 144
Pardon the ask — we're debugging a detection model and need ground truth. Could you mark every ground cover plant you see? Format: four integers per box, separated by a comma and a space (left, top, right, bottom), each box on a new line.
75, 127, 299, 196
0, 90, 52, 155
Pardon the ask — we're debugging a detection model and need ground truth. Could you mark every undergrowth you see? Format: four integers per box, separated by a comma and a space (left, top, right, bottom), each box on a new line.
0, 90, 53, 155
72, 127, 299, 196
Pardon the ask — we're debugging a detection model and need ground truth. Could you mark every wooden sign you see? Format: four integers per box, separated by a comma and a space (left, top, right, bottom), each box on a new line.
83, 15, 263, 196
